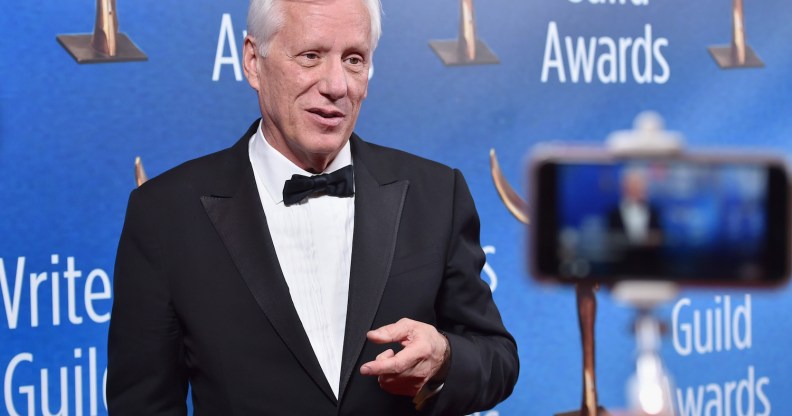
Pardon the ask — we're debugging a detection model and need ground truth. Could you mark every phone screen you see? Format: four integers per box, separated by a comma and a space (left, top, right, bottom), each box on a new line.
533, 158, 790, 284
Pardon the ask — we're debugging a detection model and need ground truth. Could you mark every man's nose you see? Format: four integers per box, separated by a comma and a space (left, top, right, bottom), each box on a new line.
318, 59, 348, 100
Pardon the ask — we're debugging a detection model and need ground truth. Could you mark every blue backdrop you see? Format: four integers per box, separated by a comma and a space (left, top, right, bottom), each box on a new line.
2, 0, 792, 414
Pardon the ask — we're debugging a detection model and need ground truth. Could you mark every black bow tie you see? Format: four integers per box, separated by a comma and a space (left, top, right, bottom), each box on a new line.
282, 165, 354, 206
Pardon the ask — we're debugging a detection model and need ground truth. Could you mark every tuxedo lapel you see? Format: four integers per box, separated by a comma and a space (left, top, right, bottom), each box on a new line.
200, 136, 336, 403
338, 137, 409, 400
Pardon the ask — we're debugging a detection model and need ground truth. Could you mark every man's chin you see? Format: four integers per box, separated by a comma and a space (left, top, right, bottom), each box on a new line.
290, 134, 349, 164
310, 131, 352, 150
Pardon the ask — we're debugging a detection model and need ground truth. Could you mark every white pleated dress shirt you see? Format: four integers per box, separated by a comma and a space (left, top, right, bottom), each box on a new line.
620, 200, 650, 243
248, 124, 354, 398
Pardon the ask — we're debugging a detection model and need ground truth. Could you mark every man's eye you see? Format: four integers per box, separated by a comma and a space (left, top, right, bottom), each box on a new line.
304, 53, 319, 60
346, 56, 363, 65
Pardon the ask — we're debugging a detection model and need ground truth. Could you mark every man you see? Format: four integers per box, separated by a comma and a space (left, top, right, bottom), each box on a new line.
607, 167, 663, 275
107, 0, 518, 414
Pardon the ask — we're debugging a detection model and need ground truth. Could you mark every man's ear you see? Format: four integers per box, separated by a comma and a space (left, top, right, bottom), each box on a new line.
242, 36, 261, 91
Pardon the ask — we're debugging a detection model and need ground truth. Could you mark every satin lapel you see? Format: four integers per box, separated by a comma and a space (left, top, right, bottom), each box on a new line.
200, 163, 337, 403
338, 157, 409, 400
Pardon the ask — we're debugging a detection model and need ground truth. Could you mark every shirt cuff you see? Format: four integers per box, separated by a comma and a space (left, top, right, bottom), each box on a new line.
412, 381, 444, 410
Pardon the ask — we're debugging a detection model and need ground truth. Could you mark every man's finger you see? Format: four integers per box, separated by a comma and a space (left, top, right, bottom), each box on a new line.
376, 348, 395, 360
360, 343, 422, 376
366, 318, 415, 344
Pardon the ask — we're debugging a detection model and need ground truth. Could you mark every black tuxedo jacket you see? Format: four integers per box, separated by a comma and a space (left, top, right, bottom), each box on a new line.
606, 203, 661, 237
108, 122, 518, 415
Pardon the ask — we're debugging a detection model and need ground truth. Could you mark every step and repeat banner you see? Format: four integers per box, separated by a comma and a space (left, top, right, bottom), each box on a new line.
2, 0, 792, 415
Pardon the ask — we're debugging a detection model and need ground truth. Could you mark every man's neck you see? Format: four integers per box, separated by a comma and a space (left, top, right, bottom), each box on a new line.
260, 128, 342, 174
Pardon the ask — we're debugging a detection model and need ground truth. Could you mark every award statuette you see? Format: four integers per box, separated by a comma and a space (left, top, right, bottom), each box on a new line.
490, 150, 608, 416
708, 0, 763, 68
57, 0, 147, 64
429, 0, 499, 66
135, 157, 149, 187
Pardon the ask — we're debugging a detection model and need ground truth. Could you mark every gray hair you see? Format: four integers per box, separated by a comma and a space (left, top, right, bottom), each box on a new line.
247, 0, 382, 57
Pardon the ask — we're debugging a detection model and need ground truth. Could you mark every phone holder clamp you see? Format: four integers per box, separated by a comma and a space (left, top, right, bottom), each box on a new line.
608, 111, 683, 416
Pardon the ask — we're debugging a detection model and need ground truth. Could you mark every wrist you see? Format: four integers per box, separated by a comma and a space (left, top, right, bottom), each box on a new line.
431, 330, 451, 384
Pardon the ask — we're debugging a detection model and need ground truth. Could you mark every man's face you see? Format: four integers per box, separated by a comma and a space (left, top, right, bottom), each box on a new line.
624, 172, 648, 203
244, 0, 372, 172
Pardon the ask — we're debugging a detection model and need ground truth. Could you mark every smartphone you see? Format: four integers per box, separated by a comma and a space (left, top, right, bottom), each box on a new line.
529, 146, 791, 285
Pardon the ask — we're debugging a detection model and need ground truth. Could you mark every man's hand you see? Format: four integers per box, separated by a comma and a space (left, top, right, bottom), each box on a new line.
359, 318, 450, 397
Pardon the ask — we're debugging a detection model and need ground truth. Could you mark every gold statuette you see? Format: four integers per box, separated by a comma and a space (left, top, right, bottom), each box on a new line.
135, 156, 148, 187
489, 149, 529, 224
489, 150, 609, 416
57, 0, 147, 64
429, 0, 499, 66
708, 0, 763, 68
